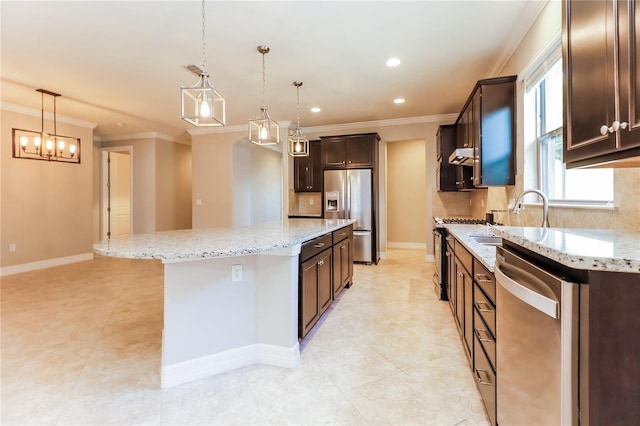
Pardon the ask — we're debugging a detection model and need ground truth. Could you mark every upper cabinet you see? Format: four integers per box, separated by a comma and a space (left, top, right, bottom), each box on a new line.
437, 124, 472, 191
320, 133, 380, 169
563, 0, 640, 168
294, 140, 322, 192
454, 76, 517, 187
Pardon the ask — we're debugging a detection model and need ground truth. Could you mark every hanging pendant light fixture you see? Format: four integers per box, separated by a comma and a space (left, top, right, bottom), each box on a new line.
180, 0, 226, 126
12, 89, 81, 164
288, 81, 309, 157
249, 45, 280, 146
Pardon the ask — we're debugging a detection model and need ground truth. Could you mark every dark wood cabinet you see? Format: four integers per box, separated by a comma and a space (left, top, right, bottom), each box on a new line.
299, 234, 333, 339
437, 124, 472, 192
332, 225, 353, 298
294, 140, 322, 192
320, 133, 379, 169
455, 76, 516, 187
563, 0, 640, 168
446, 236, 456, 317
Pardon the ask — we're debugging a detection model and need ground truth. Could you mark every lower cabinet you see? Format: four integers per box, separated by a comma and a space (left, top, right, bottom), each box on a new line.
299, 225, 353, 339
447, 235, 497, 425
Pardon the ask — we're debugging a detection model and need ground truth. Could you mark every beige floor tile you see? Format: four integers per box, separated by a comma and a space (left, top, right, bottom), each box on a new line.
1, 249, 489, 425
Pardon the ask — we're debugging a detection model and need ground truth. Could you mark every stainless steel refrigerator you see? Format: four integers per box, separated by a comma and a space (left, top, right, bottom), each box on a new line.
324, 169, 373, 263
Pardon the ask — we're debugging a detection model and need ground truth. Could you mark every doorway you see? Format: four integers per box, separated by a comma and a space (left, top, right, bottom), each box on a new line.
100, 147, 132, 240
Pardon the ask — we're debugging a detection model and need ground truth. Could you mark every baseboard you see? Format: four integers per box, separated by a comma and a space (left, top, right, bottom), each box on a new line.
387, 242, 427, 250
161, 342, 300, 389
0, 252, 94, 277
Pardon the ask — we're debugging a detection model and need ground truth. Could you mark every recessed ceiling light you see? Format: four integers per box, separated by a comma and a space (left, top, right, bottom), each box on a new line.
386, 57, 401, 67
310, 107, 321, 113
394, 98, 405, 104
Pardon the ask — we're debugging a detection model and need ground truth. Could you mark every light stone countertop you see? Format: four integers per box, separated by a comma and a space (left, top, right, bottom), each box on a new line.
492, 226, 640, 273
444, 225, 640, 274
93, 219, 355, 262
444, 224, 498, 272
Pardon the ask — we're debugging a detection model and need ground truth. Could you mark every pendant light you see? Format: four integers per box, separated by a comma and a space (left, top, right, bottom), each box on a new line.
180, 0, 226, 126
288, 81, 309, 157
249, 45, 280, 146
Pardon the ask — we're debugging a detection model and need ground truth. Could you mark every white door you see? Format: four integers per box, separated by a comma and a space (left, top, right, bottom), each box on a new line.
101, 149, 132, 240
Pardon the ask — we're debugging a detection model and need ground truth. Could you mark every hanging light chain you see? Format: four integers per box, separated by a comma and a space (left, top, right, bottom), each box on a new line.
261, 50, 267, 110
295, 81, 302, 129
201, 0, 206, 72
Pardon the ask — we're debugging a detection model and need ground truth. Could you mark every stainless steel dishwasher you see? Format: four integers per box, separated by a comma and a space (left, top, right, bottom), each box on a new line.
495, 245, 581, 425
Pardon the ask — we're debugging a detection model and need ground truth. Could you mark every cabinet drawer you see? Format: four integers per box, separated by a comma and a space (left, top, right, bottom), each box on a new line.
474, 309, 496, 371
474, 333, 497, 426
454, 239, 473, 273
301, 234, 333, 262
474, 283, 495, 337
474, 259, 495, 304
332, 225, 353, 244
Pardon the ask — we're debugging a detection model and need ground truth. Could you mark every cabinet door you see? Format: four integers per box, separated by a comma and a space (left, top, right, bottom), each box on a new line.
300, 258, 319, 338
455, 258, 464, 332
618, 0, 640, 150
294, 140, 321, 192
437, 125, 459, 192
346, 134, 375, 168
317, 250, 333, 315
447, 239, 456, 314
563, 0, 618, 163
463, 268, 474, 363
321, 137, 346, 169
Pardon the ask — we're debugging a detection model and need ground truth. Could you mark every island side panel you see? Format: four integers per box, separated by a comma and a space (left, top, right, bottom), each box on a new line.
161, 246, 300, 388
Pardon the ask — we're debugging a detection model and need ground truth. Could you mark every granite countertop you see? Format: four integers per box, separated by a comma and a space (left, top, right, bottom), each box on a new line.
93, 219, 355, 262
444, 224, 498, 272
492, 226, 640, 273
444, 225, 640, 274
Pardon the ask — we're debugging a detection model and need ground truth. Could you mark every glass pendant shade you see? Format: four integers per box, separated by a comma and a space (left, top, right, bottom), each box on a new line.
181, 73, 226, 126
249, 108, 280, 145
288, 128, 309, 156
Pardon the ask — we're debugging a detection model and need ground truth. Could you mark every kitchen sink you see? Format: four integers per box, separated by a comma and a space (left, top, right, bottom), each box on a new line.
469, 234, 502, 246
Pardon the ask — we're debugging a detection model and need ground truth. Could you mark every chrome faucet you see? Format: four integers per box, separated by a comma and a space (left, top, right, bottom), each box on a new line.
513, 189, 550, 228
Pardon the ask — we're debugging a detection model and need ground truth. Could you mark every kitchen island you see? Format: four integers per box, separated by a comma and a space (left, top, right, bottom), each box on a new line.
93, 219, 354, 388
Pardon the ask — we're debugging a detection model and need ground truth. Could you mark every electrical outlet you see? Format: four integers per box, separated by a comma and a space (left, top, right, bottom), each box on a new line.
196, 199, 202, 206
231, 264, 242, 282
9, 243, 16, 252
507, 198, 515, 209
309, 198, 314, 205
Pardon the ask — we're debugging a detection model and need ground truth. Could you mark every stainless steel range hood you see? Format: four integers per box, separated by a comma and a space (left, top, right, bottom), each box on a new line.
448, 148, 474, 166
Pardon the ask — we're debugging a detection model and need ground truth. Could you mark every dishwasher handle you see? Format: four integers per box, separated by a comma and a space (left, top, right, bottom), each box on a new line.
495, 263, 559, 319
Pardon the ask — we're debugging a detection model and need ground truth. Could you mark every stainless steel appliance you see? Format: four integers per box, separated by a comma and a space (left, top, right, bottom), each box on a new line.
324, 169, 373, 263
495, 244, 580, 425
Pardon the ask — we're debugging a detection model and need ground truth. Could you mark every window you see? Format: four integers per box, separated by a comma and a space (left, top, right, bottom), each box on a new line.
524, 49, 613, 205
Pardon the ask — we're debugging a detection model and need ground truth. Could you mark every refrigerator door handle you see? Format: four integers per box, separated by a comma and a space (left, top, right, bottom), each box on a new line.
346, 171, 351, 219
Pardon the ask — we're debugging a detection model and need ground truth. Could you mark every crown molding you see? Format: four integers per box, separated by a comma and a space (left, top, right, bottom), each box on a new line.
303, 114, 459, 134
188, 121, 294, 136
1, 101, 97, 129
99, 132, 188, 145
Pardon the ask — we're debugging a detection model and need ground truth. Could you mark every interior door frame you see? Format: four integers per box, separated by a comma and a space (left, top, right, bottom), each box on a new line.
100, 146, 134, 240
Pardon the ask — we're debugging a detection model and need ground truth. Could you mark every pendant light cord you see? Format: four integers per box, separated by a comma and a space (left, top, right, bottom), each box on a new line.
296, 83, 301, 128
262, 52, 267, 110
201, 0, 206, 72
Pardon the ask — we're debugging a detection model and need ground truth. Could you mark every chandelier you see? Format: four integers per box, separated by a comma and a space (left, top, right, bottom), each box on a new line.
12, 89, 81, 164
248, 45, 280, 146
288, 81, 309, 157
180, 0, 226, 126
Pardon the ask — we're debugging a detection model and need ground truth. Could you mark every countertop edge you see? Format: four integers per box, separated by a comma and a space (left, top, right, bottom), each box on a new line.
444, 224, 497, 272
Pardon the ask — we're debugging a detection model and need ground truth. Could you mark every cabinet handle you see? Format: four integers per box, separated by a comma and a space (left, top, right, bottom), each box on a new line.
475, 273, 493, 283
445, 237, 453, 241
313, 243, 325, 248
474, 328, 493, 343
600, 120, 629, 135
318, 260, 324, 266
475, 369, 494, 386
339, 232, 347, 236
474, 300, 494, 313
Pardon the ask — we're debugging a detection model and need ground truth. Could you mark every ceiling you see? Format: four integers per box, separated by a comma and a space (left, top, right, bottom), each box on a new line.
1, 1, 545, 142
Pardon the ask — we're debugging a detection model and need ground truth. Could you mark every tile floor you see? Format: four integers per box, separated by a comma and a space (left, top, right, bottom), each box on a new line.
1, 249, 490, 425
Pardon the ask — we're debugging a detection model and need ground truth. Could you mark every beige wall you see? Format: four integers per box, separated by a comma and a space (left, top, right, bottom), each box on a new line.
1, 109, 94, 268
191, 130, 284, 229
156, 139, 192, 231
387, 139, 427, 247
101, 135, 192, 234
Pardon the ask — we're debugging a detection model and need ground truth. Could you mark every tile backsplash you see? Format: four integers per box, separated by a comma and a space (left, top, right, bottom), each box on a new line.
289, 190, 322, 216
469, 168, 640, 232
